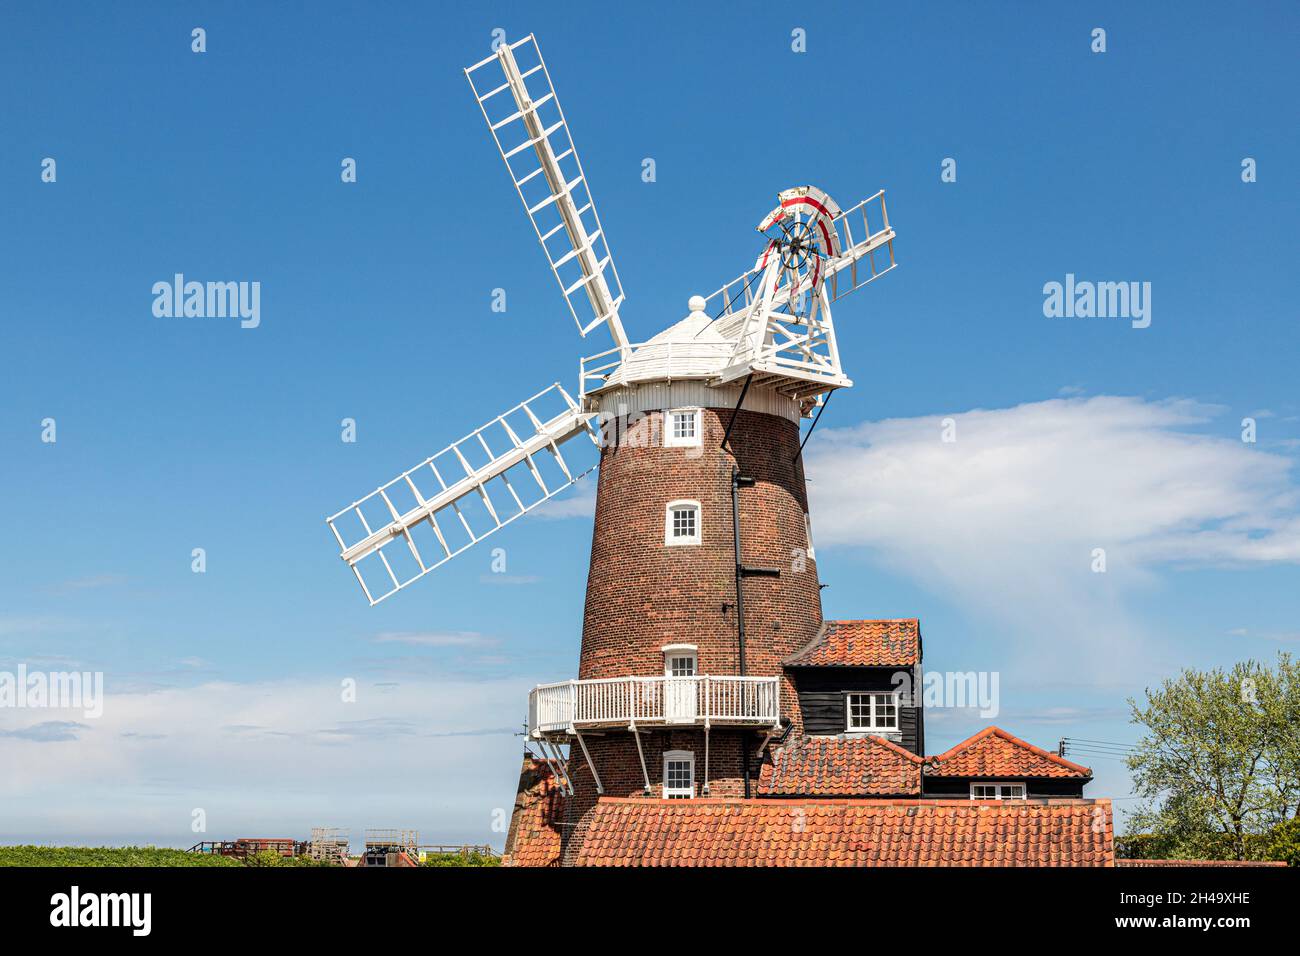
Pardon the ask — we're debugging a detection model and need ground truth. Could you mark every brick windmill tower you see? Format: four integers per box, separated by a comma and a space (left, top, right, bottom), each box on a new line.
324, 35, 897, 855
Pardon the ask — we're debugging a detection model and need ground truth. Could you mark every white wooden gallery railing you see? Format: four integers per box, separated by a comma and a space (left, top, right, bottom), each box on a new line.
528, 675, 780, 736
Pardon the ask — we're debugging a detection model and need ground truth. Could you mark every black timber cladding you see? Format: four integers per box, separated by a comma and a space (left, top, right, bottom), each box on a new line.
789, 665, 924, 755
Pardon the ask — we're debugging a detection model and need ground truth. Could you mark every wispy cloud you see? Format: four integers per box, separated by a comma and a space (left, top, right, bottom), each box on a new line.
1228, 627, 1300, 643
806, 395, 1300, 679
46, 572, 128, 593
0, 616, 77, 638
0, 720, 89, 742
369, 631, 495, 648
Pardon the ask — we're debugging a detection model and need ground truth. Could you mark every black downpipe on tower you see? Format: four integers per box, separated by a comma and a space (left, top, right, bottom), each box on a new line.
721, 374, 780, 799
732, 467, 752, 797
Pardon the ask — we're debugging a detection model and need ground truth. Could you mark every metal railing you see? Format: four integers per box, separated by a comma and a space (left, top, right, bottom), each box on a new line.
528, 675, 780, 736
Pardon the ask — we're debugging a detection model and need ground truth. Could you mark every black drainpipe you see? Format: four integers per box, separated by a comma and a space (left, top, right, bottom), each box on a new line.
731, 466, 751, 797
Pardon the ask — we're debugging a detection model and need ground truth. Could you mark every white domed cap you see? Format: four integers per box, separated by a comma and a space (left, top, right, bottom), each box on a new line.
688, 295, 707, 314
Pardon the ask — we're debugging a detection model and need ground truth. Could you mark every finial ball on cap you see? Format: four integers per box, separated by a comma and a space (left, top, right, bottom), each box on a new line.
688, 295, 707, 313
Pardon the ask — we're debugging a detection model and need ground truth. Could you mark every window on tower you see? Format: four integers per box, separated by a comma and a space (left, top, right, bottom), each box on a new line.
664, 408, 702, 448
664, 500, 701, 546
663, 750, 695, 799
662, 645, 698, 677
846, 691, 899, 733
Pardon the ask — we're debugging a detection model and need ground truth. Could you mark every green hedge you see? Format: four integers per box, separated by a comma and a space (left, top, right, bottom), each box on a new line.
0, 846, 243, 867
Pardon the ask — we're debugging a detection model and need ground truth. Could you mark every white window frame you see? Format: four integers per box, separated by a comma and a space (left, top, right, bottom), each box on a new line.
664, 499, 701, 546
664, 407, 702, 448
845, 691, 900, 733
662, 645, 698, 678
804, 513, 816, 560
969, 782, 1027, 801
663, 750, 695, 799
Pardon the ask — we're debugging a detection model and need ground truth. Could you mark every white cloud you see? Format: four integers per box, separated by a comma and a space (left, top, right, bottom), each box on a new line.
532, 475, 597, 519
805, 395, 1300, 678
0, 676, 532, 846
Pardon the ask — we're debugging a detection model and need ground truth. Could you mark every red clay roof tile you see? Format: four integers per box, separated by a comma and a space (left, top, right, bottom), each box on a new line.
784, 619, 920, 667
927, 727, 1092, 779
759, 735, 923, 796
502, 756, 566, 867
574, 797, 1113, 867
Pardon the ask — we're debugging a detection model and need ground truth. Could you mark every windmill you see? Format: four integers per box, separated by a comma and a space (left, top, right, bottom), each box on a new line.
324, 34, 897, 608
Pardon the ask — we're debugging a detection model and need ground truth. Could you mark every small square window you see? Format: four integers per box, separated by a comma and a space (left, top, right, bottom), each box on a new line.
666, 654, 696, 677
665, 500, 701, 546
846, 692, 900, 732
664, 408, 702, 448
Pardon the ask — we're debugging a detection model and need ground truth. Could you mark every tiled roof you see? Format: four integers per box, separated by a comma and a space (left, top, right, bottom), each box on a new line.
784, 619, 920, 667
574, 798, 1113, 867
502, 757, 566, 867
927, 727, 1092, 779
759, 735, 923, 797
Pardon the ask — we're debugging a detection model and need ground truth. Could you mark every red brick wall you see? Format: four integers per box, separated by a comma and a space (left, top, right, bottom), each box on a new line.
580, 405, 822, 686
555, 403, 823, 861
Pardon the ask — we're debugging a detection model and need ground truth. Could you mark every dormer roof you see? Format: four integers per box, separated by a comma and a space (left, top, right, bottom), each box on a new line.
784, 619, 921, 667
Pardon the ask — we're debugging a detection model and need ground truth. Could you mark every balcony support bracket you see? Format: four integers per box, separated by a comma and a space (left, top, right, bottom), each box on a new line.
572, 728, 603, 795
629, 721, 651, 795
538, 737, 574, 796
702, 721, 711, 796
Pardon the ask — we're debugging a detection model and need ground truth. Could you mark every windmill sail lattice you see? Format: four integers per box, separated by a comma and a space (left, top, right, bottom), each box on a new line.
326, 384, 596, 605
327, 34, 898, 606
466, 35, 630, 352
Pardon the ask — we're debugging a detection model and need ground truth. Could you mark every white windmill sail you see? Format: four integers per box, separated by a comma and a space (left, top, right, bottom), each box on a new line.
465, 35, 630, 353
326, 384, 597, 605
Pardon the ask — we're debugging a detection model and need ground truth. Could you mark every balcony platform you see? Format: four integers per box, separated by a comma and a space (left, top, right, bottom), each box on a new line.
528, 675, 780, 738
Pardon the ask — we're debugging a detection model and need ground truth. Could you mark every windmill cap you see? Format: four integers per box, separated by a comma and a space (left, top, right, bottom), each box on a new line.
688, 295, 707, 314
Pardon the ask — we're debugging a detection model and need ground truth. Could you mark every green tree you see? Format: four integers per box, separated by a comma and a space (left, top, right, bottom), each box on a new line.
1263, 818, 1300, 866
1126, 653, 1299, 861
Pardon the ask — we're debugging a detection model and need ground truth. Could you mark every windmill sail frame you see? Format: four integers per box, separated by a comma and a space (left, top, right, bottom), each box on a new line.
466, 35, 630, 353
325, 383, 597, 605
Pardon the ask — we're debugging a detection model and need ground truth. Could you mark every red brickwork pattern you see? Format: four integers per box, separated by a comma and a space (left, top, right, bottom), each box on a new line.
581, 405, 822, 684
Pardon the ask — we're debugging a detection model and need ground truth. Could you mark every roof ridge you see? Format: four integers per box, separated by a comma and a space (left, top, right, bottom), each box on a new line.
866, 734, 927, 764
988, 726, 1094, 775
928, 726, 1092, 777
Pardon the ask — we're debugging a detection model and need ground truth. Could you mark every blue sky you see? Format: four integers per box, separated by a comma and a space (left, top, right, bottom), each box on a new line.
1, 1, 1297, 846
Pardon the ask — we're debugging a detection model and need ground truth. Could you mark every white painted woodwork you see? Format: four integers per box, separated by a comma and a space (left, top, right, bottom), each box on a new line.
527, 675, 781, 736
